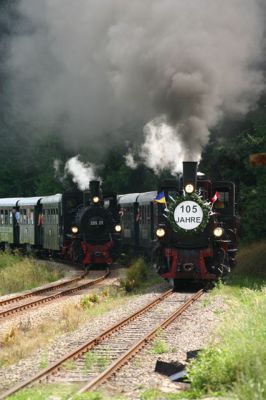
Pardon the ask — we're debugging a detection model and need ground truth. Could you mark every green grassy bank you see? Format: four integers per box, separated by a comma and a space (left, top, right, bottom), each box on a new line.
0, 252, 64, 295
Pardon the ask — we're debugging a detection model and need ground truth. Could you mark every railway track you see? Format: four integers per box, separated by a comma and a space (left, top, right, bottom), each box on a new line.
0, 288, 204, 399
0, 268, 110, 320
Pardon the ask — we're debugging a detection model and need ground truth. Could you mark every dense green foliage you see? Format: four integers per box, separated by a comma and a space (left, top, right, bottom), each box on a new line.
201, 101, 266, 242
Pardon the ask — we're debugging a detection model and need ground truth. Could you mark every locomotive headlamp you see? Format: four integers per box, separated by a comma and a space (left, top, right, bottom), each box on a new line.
71, 226, 79, 234
185, 183, 195, 194
92, 196, 100, 204
115, 224, 122, 233
213, 227, 224, 238
156, 227, 166, 238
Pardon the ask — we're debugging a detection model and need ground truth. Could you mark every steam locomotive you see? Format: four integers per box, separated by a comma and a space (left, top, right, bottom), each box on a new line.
0, 181, 121, 268
118, 162, 238, 285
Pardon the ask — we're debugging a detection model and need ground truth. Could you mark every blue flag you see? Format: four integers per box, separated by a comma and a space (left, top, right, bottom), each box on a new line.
154, 191, 166, 204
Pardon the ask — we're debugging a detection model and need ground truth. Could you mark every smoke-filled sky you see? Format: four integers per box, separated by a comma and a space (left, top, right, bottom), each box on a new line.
5, 0, 266, 174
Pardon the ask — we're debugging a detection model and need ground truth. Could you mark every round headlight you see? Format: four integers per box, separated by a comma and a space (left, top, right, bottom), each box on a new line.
185, 184, 194, 194
156, 228, 166, 238
71, 226, 79, 234
92, 196, 100, 204
213, 227, 224, 238
115, 224, 122, 233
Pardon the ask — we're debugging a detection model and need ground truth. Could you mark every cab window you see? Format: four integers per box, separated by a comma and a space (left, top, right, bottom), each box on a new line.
214, 190, 230, 209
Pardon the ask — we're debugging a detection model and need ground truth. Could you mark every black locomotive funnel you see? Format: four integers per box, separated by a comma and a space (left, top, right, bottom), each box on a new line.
89, 180, 100, 197
182, 162, 198, 191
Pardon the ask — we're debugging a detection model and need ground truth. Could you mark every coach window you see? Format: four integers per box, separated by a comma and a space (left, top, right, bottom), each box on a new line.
9, 211, 13, 225
27, 209, 31, 224
55, 209, 58, 224
30, 210, 34, 225
23, 209, 27, 224
4, 210, 8, 225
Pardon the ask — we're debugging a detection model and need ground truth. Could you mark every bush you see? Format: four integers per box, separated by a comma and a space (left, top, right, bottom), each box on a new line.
120, 258, 149, 292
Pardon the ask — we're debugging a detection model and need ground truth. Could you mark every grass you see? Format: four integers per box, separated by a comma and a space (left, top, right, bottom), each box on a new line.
0, 302, 87, 367
7, 383, 82, 400
8, 385, 125, 400
186, 285, 266, 399
0, 251, 64, 295
84, 350, 110, 371
151, 337, 169, 354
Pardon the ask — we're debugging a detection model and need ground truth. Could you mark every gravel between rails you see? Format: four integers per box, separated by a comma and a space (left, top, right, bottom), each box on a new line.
99, 293, 227, 400
0, 278, 169, 394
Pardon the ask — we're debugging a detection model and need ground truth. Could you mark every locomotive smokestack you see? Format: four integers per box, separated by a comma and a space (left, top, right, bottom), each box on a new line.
89, 180, 100, 197
182, 162, 198, 193
83, 180, 101, 206
89, 180, 101, 205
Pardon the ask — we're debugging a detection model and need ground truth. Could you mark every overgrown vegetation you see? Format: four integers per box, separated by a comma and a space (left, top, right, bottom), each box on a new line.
151, 337, 169, 355
120, 258, 161, 291
0, 252, 64, 295
0, 302, 86, 367
0, 291, 114, 367
84, 350, 110, 371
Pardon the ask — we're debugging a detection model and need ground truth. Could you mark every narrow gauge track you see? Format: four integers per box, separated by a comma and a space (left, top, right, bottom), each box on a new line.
0, 288, 204, 399
0, 268, 110, 320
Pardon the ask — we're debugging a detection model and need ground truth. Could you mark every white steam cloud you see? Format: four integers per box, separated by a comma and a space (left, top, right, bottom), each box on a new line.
124, 152, 138, 170
64, 156, 99, 190
7, 0, 266, 173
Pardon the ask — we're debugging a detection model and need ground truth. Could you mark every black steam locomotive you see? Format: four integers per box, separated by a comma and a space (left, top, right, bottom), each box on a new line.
0, 181, 121, 268
118, 162, 238, 285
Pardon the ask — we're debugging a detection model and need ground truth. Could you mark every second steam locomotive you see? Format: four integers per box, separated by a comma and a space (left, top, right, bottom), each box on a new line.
0, 181, 121, 269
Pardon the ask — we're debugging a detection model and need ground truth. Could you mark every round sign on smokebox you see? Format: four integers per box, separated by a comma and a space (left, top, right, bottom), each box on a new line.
174, 201, 203, 230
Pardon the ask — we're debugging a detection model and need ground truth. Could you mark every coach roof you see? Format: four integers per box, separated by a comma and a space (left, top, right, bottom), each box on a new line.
0, 198, 22, 207
40, 194, 62, 205
18, 197, 43, 206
